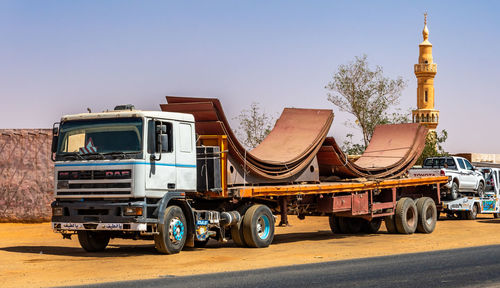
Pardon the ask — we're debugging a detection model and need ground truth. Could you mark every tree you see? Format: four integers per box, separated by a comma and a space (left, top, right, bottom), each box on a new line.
234, 102, 275, 149
325, 55, 407, 147
416, 129, 449, 165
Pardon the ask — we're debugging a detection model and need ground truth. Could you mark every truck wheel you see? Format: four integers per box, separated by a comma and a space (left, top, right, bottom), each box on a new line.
477, 182, 484, 198
384, 215, 398, 234
242, 205, 275, 248
416, 197, 437, 233
395, 197, 418, 234
362, 218, 382, 234
231, 221, 247, 247
77, 231, 110, 252
154, 205, 187, 254
466, 203, 478, 220
450, 182, 459, 200
338, 217, 362, 234
328, 214, 339, 234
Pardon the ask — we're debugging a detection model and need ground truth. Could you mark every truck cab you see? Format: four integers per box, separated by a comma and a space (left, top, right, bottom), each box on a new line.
51, 107, 197, 251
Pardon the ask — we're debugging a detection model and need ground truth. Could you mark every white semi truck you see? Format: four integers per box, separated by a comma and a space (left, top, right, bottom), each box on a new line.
51, 106, 448, 254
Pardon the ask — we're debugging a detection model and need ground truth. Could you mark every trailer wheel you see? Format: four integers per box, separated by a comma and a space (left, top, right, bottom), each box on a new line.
362, 218, 382, 234
384, 215, 398, 234
450, 182, 459, 200
416, 197, 437, 233
242, 205, 275, 248
395, 197, 418, 234
466, 203, 478, 220
338, 217, 362, 234
328, 214, 339, 234
77, 231, 110, 252
154, 205, 187, 254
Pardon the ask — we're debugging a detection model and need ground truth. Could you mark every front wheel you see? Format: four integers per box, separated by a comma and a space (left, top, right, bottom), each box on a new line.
154, 205, 187, 254
242, 205, 275, 248
77, 231, 110, 252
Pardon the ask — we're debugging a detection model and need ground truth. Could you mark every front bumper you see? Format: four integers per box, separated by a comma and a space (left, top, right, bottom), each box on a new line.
51, 200, 158, 232
52, 222, 147, 231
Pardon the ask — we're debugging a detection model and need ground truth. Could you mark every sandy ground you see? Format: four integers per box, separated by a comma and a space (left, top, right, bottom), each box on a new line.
1, 214, 500, 287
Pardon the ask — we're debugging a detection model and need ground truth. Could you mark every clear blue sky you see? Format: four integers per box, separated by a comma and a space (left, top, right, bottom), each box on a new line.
1, 0, 499, 153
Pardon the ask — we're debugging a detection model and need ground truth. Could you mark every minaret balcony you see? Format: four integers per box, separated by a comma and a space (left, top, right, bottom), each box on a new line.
414, 63, 437, 73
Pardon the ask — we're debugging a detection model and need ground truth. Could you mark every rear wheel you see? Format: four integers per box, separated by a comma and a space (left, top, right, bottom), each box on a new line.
338, 217, 363, 234
466, 203, 478, 220
77, 231, 110, 252
449, 182, 459, 200
384, 215, 398, 234
362, 218, 382, 234
477, 182, 484, 198
328, 214, 339, 234
395, 197, 418, 234
242, 205, 275, 248
154, 205, 187, 254
416, 197, 437, 233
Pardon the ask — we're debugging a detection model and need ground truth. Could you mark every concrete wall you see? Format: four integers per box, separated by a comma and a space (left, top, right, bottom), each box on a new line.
454, 153, 500, 164
0, 129, 53, 222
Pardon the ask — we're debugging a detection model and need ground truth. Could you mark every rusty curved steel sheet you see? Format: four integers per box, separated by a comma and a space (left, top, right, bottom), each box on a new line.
161, 96, 333, 180
318, 123, 428, 179
161, 96, 428, 181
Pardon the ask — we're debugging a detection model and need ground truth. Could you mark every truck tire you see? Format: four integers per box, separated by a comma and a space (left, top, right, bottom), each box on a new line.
395, 197, 418, 234
384, 215, 398, 234
231, 221, 247, 247
361, 218, 382, 234
338, 217, 362, 234
328, 214, 339, 234
415, 197, 437, 233
466, 203, 478, 220
77, 231, 110, 252
154, 205, 187, 254
477, 182, 484, 198
242, 205, 275, 248
450, 182, 459, 200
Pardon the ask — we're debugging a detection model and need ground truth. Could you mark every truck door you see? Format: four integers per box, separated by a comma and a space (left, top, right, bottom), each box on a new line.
145, 119, 177, 194
175, 122, 196, 191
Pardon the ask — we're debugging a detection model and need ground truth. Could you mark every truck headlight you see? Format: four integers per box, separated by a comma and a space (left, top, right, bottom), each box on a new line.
52, 207, 64, 216
123, 207, 143, 216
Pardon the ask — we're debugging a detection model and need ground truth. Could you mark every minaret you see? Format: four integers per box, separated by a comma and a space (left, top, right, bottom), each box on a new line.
412, 13, 439, 131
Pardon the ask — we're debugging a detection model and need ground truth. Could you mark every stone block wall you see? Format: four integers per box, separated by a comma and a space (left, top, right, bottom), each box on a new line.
0, 129, 53, 222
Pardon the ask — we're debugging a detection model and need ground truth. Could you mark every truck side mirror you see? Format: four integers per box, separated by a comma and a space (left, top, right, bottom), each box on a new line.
51, 123, 60, 161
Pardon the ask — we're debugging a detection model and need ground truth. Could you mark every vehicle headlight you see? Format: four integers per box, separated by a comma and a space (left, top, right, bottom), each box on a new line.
52, 207, 64, 216
123, 207, 143, 216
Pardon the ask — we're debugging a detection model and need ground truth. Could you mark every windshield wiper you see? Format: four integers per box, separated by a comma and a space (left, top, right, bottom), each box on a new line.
83, 152, 106, 160
61, 152, 84, 160
103, 151, 141, 159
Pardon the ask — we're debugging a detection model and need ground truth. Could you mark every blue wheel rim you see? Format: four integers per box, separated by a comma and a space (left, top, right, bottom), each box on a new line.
257, 215, 270, 240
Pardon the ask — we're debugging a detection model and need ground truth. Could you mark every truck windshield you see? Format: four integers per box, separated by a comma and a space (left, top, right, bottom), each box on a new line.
56, 117, 143, 160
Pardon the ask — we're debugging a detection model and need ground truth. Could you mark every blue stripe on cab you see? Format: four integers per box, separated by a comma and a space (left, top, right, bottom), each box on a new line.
55, 162, 196, 168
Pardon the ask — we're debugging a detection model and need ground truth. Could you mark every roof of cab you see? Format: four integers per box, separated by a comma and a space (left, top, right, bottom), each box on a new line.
61, 110, 195, 123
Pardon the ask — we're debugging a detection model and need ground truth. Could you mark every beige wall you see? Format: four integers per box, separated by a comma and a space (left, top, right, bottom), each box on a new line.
454, 153, 500, 164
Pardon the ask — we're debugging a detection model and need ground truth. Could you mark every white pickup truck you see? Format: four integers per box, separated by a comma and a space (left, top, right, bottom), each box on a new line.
409, 156, 485, 200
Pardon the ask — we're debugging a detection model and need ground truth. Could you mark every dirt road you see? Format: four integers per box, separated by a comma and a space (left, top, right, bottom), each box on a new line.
2, 215, 500, 287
